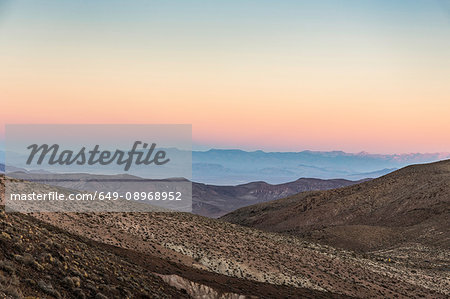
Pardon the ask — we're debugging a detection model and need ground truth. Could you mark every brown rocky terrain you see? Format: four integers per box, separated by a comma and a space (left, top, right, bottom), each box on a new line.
0, 175, 347, 298
221, 159, 450, 297
1, 160, 449, 298
30, 211, 449, 298
0, 207, 189, 298
193, 178, 363, 217
222, 159, 450, 252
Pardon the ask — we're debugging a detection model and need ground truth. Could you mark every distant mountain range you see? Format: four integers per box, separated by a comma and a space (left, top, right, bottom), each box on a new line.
192, 149, 450, 184
2, 149, 449, 185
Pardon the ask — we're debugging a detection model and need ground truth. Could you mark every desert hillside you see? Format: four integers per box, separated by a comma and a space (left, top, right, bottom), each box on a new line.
32, 211, 448, 298
222, 160, 450, 252
1, 171, 449, 298
0, 176, 345, 298
193, 178, 362, 217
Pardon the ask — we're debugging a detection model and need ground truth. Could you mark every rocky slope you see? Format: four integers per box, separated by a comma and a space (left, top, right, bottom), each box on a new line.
0, 207, 187, 298
0, 175, 346, 299
193, 178, 362, 217
31, 211, 449, 298
222, 160, 450, 252
2, 167, 449, 298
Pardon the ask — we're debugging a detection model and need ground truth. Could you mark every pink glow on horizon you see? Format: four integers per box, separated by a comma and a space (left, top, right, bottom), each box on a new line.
1, 1, 449, 154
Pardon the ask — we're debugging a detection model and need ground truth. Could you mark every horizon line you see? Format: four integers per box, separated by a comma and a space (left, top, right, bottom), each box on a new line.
0, 145, 449, 157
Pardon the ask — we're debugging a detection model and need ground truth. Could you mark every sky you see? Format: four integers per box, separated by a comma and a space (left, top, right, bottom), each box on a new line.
0, 0, 449, 154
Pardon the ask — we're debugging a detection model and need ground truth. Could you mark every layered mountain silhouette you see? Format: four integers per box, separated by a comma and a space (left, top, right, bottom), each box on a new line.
193, 178, 364, 217
222, 160, 450, 252
4, 149, 449, 185
5, 172, 363, 217
192, 149, 449, 184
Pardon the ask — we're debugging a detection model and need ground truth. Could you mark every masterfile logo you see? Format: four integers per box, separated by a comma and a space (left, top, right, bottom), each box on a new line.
4, 124, 192, 213
26, 141, 170, 171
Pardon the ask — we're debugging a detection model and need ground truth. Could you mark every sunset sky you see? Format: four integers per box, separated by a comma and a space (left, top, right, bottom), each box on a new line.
1, 0, 449, 154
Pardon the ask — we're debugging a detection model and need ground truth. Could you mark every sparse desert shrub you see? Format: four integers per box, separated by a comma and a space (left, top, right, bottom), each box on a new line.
32, 261, 44, 271
0, 260, 15, 275
23, 278, 36, 286
73, 287, 86, 299
71, 276, 81, 288
95, 292, 108, 299
22, 253, 35, 266
37, 280, 61, 299
63, 276, 75, 289
0, 272, 23, 299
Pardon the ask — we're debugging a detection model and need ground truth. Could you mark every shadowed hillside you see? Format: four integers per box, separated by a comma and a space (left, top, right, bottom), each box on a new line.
222, 160, 450, 252
1, 172, 449, 298
0, 175, 348, 298
193, 178, 363, 217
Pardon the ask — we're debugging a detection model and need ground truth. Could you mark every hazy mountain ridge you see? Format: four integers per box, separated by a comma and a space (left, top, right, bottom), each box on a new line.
3, 149, 449, 185
192, 149, 450, 184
